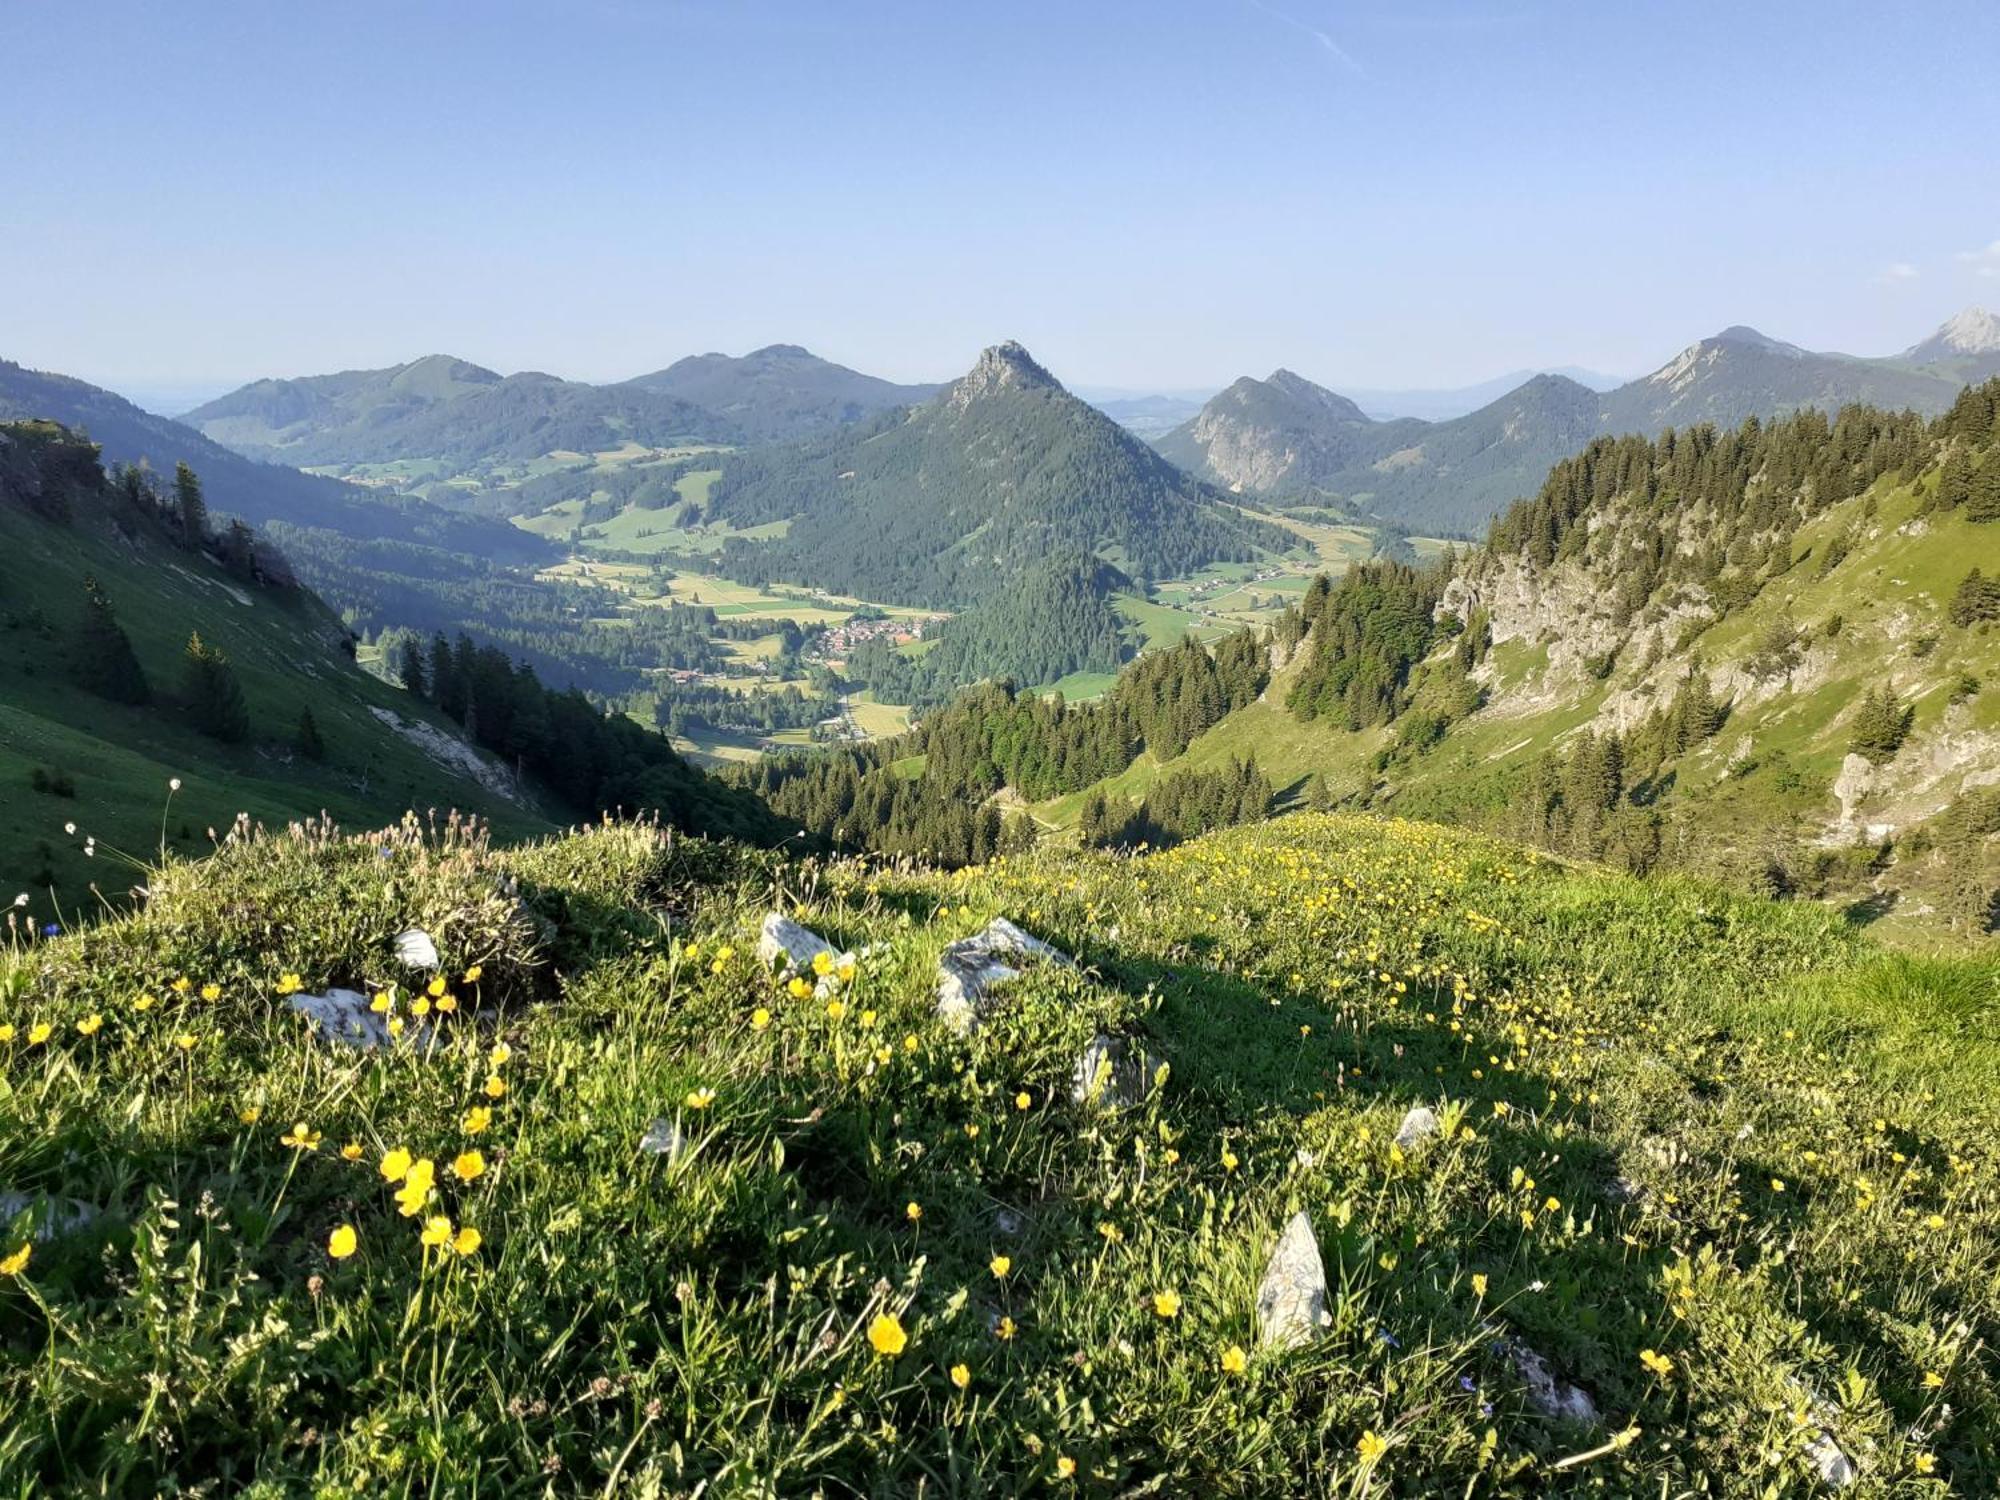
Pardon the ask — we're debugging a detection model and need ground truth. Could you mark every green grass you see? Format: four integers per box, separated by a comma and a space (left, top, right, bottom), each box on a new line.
0, 501, 547, 927
1, 812, 1993, 1492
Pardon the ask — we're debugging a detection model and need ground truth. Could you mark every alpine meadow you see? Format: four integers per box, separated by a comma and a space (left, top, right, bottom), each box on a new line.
4, 4, 2000, 1495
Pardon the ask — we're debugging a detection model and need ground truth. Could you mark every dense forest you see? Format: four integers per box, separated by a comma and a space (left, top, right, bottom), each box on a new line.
391, 630, 781, 842
735, 631, 1271, 862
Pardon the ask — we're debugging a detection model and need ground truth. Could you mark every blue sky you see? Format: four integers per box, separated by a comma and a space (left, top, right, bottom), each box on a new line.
3, 0, 1997, 400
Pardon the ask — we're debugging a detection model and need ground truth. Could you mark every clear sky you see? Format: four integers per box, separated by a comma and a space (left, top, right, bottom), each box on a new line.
3, 0, 1997, 400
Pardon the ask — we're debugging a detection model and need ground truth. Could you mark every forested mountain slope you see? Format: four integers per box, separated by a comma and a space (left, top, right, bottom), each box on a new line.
0, 359, 536, 560
0, 420, 549, 921
704, 341, 1289, 607
1077, 380, 2000, 936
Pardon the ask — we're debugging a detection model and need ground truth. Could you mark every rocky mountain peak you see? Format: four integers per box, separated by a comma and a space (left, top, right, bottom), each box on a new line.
1906, 306, 2000, 361
948, 342, 1063, 407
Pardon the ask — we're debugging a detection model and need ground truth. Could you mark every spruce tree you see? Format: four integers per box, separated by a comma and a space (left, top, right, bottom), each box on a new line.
1967, 458, 2000, 523
398, 637, 429, 696
297, 706, 326, 761
173, 463, 208, 550
1948, 568, 2000, 626
1848, 685, 1914, 766
71, 576, 149, 704
180, 632, 249, 743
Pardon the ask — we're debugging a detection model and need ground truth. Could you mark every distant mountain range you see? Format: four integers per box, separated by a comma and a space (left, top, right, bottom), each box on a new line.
183, 345, 938, 472
1159, 308, 2000, 534
0, 357, 539, 561
183, 354, 738, 468
622, 343, 940, 441
1341, 366, 1627, 421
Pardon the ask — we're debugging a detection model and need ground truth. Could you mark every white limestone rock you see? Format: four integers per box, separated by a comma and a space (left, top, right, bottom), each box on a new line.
394, 928, 440, 971
639, 1118, 688, 1163
1393, 1106, 1439, 1150
1070, 1034, 1152, 1110
1255, 1211, 1331, 1349
0, 1189, 100, 1242
1502, 1338, 1598, 1422
289, 988, 391, 1050
757, 912, 835, 972
935, 918, 1074, 1032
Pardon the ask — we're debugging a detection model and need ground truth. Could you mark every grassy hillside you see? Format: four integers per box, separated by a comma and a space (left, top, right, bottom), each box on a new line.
1047, 388, 2000, 941
2, 812, 1994, 1492
0, 423, 550, 927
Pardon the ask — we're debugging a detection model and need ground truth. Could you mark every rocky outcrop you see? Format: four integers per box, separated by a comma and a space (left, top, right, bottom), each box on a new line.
1070, 1034, 1152, 1110
1255, 1211, 1331, 1349
935, 918, 1073, 1033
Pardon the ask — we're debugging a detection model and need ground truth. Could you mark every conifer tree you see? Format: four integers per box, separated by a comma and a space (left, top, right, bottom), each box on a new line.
71, 575, 150, 704
1948, 567, 2000, 626
173, 463, 208, 550
398, 636, 429, 696
297, 706, 326, 761
1967, 457, 2000, 523
180, 632, 249, 743
1848, 685, 1914, 766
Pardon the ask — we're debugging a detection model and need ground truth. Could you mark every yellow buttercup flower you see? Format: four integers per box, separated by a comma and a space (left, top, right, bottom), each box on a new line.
684, 1087, 716, 1111
1153, 1290, 1181, 1319
1055, 1456, 1076, 1479
1, 1243, 32, 1277
1221, 1344, 1248, 1374
369, 991, 393, 1014
994, 1316, 1017, 1341
463, 965, 483, 983
421, 1215, 454, 1248
28, 1022, 52, 1046
452, 1150, 486, 1183
133, 993, 156, 1012
379, 1147, 413, 1182
1357, 1431, 1388, 1463
327, 1224, 357, 1259
1014, 1091, 1031, 1111
427, 977, 447, 998
825, 999, 846, 1022
340, 1142, 363, 1161
906, 1201, 922, 1222
949, 1363, 971, 1390
281, 1122, 322, 1151
812, 951, 834, 977
76, 1013, 103, 1036
200, 983, 221, 1002
484, 1075, 507, 1099
787, 977, 813, 1000
0, 1025, 12, 1043
751, 1007, 772, 1031
1640, 1348, 1674, 1378
1470, 1273, 1488, 1299
990, 1254, 1011, 1278
488, 1042, 512, 1066
867, 1312, 907, 1357
463, 1106, 492, 1135
452, 1225, 482, 1256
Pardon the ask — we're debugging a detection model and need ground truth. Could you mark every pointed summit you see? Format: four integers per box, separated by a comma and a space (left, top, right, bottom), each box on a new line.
948, 342, 1063, 407
1904, 306, 2000, 363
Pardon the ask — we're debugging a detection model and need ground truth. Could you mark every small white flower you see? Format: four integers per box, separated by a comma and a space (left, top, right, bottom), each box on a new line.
11, 894, 26, 908
169, 777, 182, 791
64, 822, 77, 836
